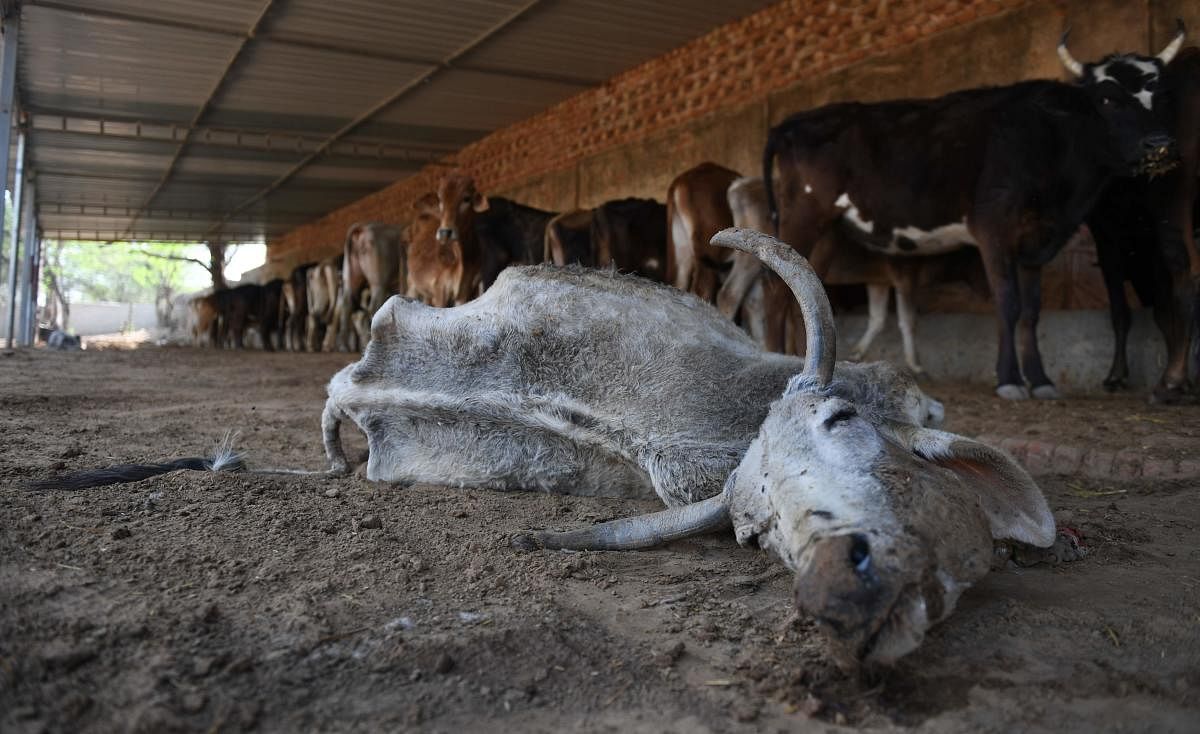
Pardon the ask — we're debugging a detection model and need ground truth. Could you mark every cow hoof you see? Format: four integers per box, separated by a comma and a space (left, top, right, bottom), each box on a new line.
1102, 377, 1128, 392
848, 349, 865, 362
1149, 384, 1190, 405
995, 384, 1030, 401
1031, 384, 1060, 400
510, 533, 545, 552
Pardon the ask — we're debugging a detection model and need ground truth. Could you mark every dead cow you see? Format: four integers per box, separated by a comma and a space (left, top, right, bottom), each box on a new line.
36, 230, 1055, 667
320, 229, 1054, 666
719, 176, 988, 370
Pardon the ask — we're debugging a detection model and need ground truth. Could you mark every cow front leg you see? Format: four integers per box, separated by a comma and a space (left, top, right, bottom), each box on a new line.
1093, 227, 1132, 391
1016, 264, 1057, 399
979, 245, 1026, 399
850, 284, 889, 362
894, 280, 923, 376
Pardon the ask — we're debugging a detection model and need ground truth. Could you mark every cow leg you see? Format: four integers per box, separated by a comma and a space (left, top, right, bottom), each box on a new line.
850, 284, 889, 362
670, 204, 694, 292
1016, 264, 1056, 399
717, 252, 762, 321
761, 275, 789, 353
741, 279, 767, 346
978, 243, 1026, 399
1092, 226, 1133, 391
692, 264, 720, 303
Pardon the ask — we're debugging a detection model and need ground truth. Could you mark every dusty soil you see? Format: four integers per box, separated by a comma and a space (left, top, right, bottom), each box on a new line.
1, 346, 1197, 733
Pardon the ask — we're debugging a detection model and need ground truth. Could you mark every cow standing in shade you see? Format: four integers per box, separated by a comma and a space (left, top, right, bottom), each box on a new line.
434, 172, 556, 297
667, 162, 741, 301
1063, 25, 1199, 401
338, 222, 405, 352
764, 36, 1177, 399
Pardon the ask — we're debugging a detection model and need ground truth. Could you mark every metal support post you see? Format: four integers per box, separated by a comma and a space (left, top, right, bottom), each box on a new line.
0, 13, 19, 347
18, 177, 36, 344
4, 128, 24, 347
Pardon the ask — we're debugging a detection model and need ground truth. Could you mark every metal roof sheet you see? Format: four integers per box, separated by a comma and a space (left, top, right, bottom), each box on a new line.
14, 0, 778, 244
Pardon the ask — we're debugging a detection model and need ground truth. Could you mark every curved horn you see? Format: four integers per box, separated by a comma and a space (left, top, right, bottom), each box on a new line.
1158, 19, 1185, 65
1057, 28, 1085, 78
710, 227, 836, 386
512, 492, 731, 551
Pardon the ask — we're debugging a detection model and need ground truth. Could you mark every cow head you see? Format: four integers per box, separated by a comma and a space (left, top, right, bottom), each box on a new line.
1058, 20, 1185, 175
519, 229, 1054, 668
435, 172, 489, 244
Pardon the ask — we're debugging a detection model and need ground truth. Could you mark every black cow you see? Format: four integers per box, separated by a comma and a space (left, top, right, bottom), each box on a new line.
212, 281, 283, 350
435, 172, 557, 295
591, 197, 668, 282
1067, 25, 1198, 401
764, 52, 1176, 400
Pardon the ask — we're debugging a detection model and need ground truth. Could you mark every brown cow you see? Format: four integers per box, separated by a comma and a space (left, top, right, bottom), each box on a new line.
406, 193, 463, 308
544, 209, 594, 266
666, 162, 741, 300
281, 263, 312, 352
592, 197, 668, 281
306, 255, 342, 352
435, 171, 556, 296
338, 222, 406, 351
190, 294, 220, 347
718, 176, 987, 370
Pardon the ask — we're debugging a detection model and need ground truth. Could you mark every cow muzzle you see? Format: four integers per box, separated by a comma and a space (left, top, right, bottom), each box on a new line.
1137, 133, 1178, 177
793, 533, 939, 668
436, 227, 456, 243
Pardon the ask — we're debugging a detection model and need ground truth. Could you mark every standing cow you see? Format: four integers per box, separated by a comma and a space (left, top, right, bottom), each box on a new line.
719, 176, 987, 371
434, 172, 556, 296
338, 222, 405, 352
1064, 25, 1199, 401
764, 45, 1176, 399
666, 162, 740, 301
406, 193, 463, 308
592, 197, 668, 282
544, 209, 594, 267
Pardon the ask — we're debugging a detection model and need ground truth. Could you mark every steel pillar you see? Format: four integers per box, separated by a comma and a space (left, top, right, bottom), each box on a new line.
0, 13, 19, 347
18, 177, 36, 344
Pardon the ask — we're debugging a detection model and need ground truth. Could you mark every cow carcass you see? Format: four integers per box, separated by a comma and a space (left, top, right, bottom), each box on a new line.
719, 176, 987, 371
322, 228, 1054, 667
1067, 26, 1199, 401
434, 172, 557, 295
666, 162, 740, 301
765, 58, 1177, 399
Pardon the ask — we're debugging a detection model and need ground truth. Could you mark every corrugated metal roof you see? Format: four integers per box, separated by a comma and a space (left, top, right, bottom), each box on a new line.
15, 0, 779, 243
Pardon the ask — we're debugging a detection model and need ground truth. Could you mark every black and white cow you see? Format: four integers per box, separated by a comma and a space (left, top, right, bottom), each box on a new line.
1062, 23, 1199, 402
763, 40, 1178, 399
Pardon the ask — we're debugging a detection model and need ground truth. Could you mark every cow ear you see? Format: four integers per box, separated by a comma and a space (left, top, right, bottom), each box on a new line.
414, 192, 439, 212
472, 193, 490, 213
900, 427, 1056, 547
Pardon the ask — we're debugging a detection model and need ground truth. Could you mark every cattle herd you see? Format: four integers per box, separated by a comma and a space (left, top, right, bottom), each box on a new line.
191, 28, 1197, 403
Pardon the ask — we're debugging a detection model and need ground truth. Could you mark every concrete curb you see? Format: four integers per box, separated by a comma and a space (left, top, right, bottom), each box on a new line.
975, 434, 1200, 481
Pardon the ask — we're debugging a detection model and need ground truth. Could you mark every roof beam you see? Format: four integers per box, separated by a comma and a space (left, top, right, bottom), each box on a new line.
120, 0, 278, 240
206, 0, 548, 237
38, 202, 313, 224
43, 230, 267, 243
26, 0, 601, 88
29, 112, 453, 163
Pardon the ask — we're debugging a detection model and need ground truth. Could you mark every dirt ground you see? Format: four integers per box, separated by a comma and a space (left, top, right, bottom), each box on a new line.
1, 346, 1197, 733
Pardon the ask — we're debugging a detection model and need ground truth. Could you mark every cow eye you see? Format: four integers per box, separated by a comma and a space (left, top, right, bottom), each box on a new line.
1144, 80, 1157, 92
823, 407, 857, 430
1101, 96, 1113, 106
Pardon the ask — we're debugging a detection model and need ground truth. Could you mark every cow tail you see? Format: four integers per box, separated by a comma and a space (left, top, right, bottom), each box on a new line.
762, 124, 781, 235
26, 432, 245, 491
